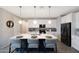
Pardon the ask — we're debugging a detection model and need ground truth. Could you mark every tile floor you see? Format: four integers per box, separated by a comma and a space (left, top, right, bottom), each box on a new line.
57, 40, 78, 53
0, 40, 78, 53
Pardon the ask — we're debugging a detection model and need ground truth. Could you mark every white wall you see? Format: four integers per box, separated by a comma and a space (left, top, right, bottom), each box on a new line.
56, 17, 61, 40
28, 19, 57, 28
27, 19, 58, 35
72, 12, 79, 51
0, 8, 21, 49
61, 13, 72, 24
20, 20, 28, 34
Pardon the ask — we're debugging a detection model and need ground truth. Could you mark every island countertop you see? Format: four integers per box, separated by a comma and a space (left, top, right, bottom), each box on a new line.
10, 33, 58, 40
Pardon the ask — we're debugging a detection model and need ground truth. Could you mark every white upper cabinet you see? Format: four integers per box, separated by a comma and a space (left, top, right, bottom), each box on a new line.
75, 12, 79, 28
61, 13, 72, 24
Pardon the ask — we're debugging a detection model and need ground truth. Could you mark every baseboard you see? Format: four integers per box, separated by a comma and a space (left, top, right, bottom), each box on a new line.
72, 47, 79, 53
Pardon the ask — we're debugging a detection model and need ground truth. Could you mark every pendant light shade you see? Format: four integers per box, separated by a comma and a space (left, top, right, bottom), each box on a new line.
33, 20, 37, 25
18, 20, 22, 24
48, 20, 52, 24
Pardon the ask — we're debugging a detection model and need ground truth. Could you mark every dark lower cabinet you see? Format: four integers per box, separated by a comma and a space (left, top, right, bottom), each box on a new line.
61, 23, 71, 47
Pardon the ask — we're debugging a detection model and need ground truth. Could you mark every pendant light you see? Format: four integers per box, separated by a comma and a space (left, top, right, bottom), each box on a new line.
18, 6, 22, 24
33, 6, 37, 25
48, 6, 52, 24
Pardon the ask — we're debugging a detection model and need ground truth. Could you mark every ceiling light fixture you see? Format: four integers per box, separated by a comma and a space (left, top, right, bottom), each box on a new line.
18, 20, 22, 24
33, 20, 37, 25
33, 6, 37, 25
48, 6, 52, 24
18, 6, 22, 24
48, 20, 52, 24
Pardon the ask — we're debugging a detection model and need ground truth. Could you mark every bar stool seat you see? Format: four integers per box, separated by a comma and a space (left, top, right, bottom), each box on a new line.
44, 39, 57, 53
27, 39, 39, 52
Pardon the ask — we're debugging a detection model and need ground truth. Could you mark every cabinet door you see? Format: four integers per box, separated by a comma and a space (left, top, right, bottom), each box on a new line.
61, 23, 71, 47
61, 24, 66, 42
67, 23, 71, 46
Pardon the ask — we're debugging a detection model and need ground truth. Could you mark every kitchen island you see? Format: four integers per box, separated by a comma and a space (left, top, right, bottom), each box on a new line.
10, 34, 57, 53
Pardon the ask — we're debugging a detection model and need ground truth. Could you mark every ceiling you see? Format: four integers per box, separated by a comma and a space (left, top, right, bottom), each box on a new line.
0, 6, 79, 19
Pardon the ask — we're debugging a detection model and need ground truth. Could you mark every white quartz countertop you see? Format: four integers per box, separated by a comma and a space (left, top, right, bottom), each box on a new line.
10, 33, 57, 40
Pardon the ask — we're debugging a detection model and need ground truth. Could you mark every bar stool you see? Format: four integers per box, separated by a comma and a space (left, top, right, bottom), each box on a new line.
27, 39, 39, 53
44, 39, 57, 53
10, 39, 21, 53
